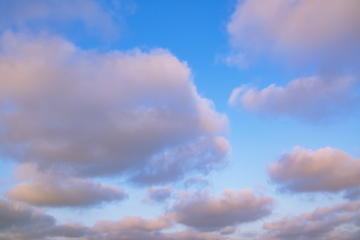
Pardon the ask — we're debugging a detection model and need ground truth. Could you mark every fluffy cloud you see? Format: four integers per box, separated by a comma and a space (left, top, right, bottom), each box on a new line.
165, 189, 274, 232
0, 198, 87, 240
143, 185, 173, 204
268, 147, 360, 195
227, 0, 360, 70
259, 200, 360, 240
229, 76, 359, 121
4, 164, 127, 207
0, 32, 229, 187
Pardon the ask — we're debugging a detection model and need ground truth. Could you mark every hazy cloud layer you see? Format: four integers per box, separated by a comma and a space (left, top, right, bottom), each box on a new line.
93, 216, 172, 232
5, 164, 127, 207
0, 0, 120, 38
143, 185, 173, 204
259, 200, 360, 240
227, 0, 360, 70
184, 175, 210, 189
0, 198, 87, 240
165, 189, 274, 232
0, 32, 229, 186
229, 76, 360, 121
268, 147, 360, 195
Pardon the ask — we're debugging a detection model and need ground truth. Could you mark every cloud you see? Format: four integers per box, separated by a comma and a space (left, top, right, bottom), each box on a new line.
0, 0, 120, 38
165, 189, 274, 232
143, 185, 173, 204
268, 147, 360, 195
259, 200, 360, 240
0, 198, 87, 240
0, 32, 229, 186
184, 175, 210, 189
86, 229, 240, 240
227, 0, 360, 70
0, 196, 247, 240
229, 76, 359, 121
93, 216, 172, 232
4, 164, 127, 207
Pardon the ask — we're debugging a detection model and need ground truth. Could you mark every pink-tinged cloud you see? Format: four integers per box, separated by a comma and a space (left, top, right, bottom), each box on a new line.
259, 200, 360, 240
5, 164, 127, 207
268, 147, 360, 195
227, 0, 360, 70
93, 216, 172, 232
229, 76, 359, 121
0, 198, 88, 240
143, 185, 173, 204
0, 32, 229, 186
165, 189, 274, 232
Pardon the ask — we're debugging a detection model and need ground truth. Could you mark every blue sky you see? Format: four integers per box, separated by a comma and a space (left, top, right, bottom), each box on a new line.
0, 1, 359, 240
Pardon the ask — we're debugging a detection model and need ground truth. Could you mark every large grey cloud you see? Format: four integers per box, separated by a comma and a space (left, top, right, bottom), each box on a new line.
258, 200, 360, 240
4, 164, 127, 207
0, 198, 87, 240
268, 147, 360, 197
165, 189, 274, 232
229, 76, 360, 121
227, 0, 360, 70
0, 32, 229, 187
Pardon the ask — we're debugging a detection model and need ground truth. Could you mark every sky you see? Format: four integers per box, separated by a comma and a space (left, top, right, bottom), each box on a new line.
0, 0, 359, 240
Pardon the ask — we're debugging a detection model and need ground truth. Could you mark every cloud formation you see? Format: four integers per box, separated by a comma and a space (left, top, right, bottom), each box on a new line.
143, 185, 173, 204
0, 198, 243, 240
5, 164, 127, 207
259, 200, 360, 240
165, 189, 274, 232
0, 198, 87, 240
227, 0, 360, 70
268, 147, 360, 195
0, 32, 229, 187
229, 76, 360, 121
